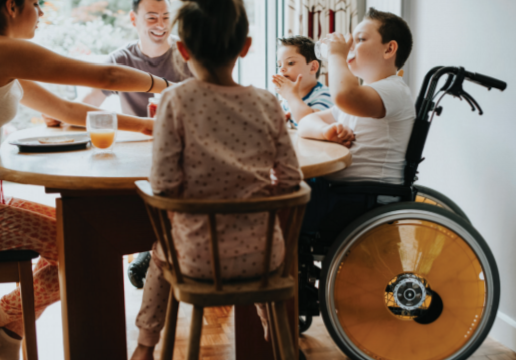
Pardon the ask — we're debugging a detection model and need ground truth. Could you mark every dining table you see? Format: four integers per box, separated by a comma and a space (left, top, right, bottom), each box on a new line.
0, 125, 351, 360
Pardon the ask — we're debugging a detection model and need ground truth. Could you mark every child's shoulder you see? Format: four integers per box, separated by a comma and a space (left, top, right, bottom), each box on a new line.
367, 75, 415, 119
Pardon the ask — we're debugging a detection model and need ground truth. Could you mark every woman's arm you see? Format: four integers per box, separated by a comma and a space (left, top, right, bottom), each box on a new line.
19, 80, 154, 134
0, 38, 167, 94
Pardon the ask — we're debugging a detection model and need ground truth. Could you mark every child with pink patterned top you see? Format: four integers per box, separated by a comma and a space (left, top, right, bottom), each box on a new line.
130, 1, 302, 359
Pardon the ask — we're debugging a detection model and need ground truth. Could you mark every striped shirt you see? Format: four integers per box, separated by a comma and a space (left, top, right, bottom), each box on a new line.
281, 81, 333, 127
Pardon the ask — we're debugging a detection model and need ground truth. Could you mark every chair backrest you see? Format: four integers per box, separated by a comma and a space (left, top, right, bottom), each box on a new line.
135, 180, 311, 291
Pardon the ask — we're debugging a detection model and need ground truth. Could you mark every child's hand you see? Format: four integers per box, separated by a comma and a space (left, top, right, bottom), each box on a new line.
272, 74, 302, 101
42, 114, 62, 127
322, 123, 355, 148
327, 32, 353, 60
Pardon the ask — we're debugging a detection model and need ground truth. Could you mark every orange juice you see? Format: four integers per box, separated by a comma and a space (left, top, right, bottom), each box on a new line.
89, 129, 115, 149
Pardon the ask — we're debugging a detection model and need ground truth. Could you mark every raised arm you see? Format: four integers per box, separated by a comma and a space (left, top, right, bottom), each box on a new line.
0, 38, 167, 94
20, 80, 154, 134
327, 33, 386, 118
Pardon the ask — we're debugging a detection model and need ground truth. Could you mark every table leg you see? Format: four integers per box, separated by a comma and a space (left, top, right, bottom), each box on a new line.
56, 194, 155, 360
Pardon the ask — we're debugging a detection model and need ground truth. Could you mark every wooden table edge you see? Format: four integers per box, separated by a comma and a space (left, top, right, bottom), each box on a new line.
0, 168, 145, 191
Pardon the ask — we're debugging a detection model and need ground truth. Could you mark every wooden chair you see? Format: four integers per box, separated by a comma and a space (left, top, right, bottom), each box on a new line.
0, 250, 39, 360
135, 180, 310, 360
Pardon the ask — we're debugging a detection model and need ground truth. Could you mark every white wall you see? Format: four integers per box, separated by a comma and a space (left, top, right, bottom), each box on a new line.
405, 0, 516, 351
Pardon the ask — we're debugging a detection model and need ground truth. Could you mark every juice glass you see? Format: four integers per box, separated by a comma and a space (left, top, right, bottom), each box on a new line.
87, 111, 117, 152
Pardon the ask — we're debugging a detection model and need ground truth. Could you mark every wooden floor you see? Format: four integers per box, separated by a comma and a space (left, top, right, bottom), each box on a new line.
141, 304, 516, 360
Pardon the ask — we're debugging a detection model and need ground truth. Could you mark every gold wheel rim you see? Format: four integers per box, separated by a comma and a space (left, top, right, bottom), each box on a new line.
332, 219, 486, 360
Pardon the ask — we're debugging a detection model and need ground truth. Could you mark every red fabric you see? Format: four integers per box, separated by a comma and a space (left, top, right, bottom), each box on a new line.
0, 180, 4, 205
308, 6, 314, 39
329, 9, 335, 33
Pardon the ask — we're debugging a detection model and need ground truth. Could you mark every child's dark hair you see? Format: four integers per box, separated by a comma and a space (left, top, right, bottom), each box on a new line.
0, 0, 24, 35
278, 36, 321, 78
365, 7, 413, 70
173, 0, 249, 75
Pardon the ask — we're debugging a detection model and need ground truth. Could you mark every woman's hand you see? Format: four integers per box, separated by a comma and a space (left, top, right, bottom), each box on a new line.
139, 118, 155, 136
322, 123, 355, 148
42, 114, 62, 127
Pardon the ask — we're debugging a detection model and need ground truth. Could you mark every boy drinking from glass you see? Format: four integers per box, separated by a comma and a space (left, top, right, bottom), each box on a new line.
298, 8, 415, 238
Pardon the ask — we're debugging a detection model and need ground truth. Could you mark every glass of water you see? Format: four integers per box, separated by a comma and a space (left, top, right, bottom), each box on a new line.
314, 38, 329, 61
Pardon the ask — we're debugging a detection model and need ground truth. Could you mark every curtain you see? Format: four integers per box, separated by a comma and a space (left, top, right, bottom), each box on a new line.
285, 0, 360, 84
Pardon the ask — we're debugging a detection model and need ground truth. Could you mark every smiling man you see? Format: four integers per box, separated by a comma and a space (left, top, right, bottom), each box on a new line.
74, 0, 191, 117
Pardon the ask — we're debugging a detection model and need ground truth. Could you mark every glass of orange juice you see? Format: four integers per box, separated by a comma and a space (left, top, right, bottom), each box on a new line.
87, 111, 117, 152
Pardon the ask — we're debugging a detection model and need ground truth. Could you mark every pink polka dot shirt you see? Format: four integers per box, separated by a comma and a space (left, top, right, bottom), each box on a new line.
150, 78, 302, 280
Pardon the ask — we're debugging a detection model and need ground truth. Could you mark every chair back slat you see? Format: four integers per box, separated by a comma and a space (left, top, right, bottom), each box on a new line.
260, 210, 278, 288
207, 214, 223, 291
282, 206, 306, 278
158, 209, 184, 284
144, 204, 171, 268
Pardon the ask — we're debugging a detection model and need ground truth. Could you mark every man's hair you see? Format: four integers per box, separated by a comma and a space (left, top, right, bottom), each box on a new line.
365, 7, 413, 70
133, 0, 168, 13
278, 36, 321, 78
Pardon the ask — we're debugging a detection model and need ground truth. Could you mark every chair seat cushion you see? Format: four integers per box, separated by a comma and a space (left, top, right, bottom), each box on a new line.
0, 250, 39, 262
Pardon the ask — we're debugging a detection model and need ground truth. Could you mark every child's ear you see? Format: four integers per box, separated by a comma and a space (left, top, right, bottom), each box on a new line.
5, 0, 16, 17
384, 40, 398, 61
309, 60, 320, 75
239, 37, 253, 58
176, 41, 190, 62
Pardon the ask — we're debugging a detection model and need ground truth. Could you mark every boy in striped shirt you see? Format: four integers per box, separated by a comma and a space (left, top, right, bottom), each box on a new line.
273, 36, 334, 127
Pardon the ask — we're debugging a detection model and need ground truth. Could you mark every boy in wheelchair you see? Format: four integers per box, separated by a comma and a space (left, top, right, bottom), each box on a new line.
296, 8, 415, 325
298, 7, 415, 243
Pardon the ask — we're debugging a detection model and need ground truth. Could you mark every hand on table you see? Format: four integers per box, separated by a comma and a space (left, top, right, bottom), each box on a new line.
272, 74, 302, 101
322, 123, 355, 148
42, 114, 62, 127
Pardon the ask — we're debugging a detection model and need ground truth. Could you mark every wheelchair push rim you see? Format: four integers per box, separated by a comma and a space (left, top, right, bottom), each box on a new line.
414, 185, 470, 223
319, 203, 500, 360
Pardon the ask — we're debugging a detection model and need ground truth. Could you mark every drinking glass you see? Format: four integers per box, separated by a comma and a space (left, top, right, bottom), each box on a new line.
87, 111, 117, 152
314, 38, 329, 61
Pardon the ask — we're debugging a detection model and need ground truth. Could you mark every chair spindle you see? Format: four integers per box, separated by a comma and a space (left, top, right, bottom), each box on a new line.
261, 210, 277, 288
208, 214, 223, 291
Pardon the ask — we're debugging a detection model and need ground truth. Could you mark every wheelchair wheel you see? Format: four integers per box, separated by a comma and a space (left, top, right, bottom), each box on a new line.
299, 315, 313, 334
319, 202, 499, 360
414, 185, 470, 223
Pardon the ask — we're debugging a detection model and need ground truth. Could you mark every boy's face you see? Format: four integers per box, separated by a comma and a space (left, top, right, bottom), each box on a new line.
277, 45, 318, 84
348, 19, 393, 80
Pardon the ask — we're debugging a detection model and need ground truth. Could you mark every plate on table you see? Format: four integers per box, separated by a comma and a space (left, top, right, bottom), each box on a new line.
9, 133, 90, 152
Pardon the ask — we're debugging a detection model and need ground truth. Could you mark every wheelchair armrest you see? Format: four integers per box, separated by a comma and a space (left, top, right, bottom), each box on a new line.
329, 181, 414, 201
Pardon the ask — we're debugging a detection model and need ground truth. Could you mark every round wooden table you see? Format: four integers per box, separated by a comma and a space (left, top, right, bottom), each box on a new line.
0, 126, 351, 360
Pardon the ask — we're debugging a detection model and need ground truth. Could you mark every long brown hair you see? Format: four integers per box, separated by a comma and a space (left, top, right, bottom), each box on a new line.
0, 0, 25, 35
172, 0, 249, 77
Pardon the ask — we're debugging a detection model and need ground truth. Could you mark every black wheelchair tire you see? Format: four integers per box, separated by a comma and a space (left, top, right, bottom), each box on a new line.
318, 202, 500, 360
414, 184, 470, 223
299, 315, 313, 334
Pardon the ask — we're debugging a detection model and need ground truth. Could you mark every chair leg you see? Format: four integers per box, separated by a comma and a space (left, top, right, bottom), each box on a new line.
186, 306, 204, 360
18, 261, 38, 360
266, 303, 281, 360
271, 301, 296, 360
159, 288, 180, 360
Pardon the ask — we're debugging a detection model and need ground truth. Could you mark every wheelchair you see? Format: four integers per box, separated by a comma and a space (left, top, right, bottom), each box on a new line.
298, 66, 507, 360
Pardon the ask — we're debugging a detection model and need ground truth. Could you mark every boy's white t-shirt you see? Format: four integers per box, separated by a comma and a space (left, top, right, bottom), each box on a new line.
326, 75, 416, 184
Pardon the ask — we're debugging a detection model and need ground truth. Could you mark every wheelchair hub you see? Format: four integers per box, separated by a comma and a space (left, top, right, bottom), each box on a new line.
393, 274, 427, 310
385, 273, 432, 319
